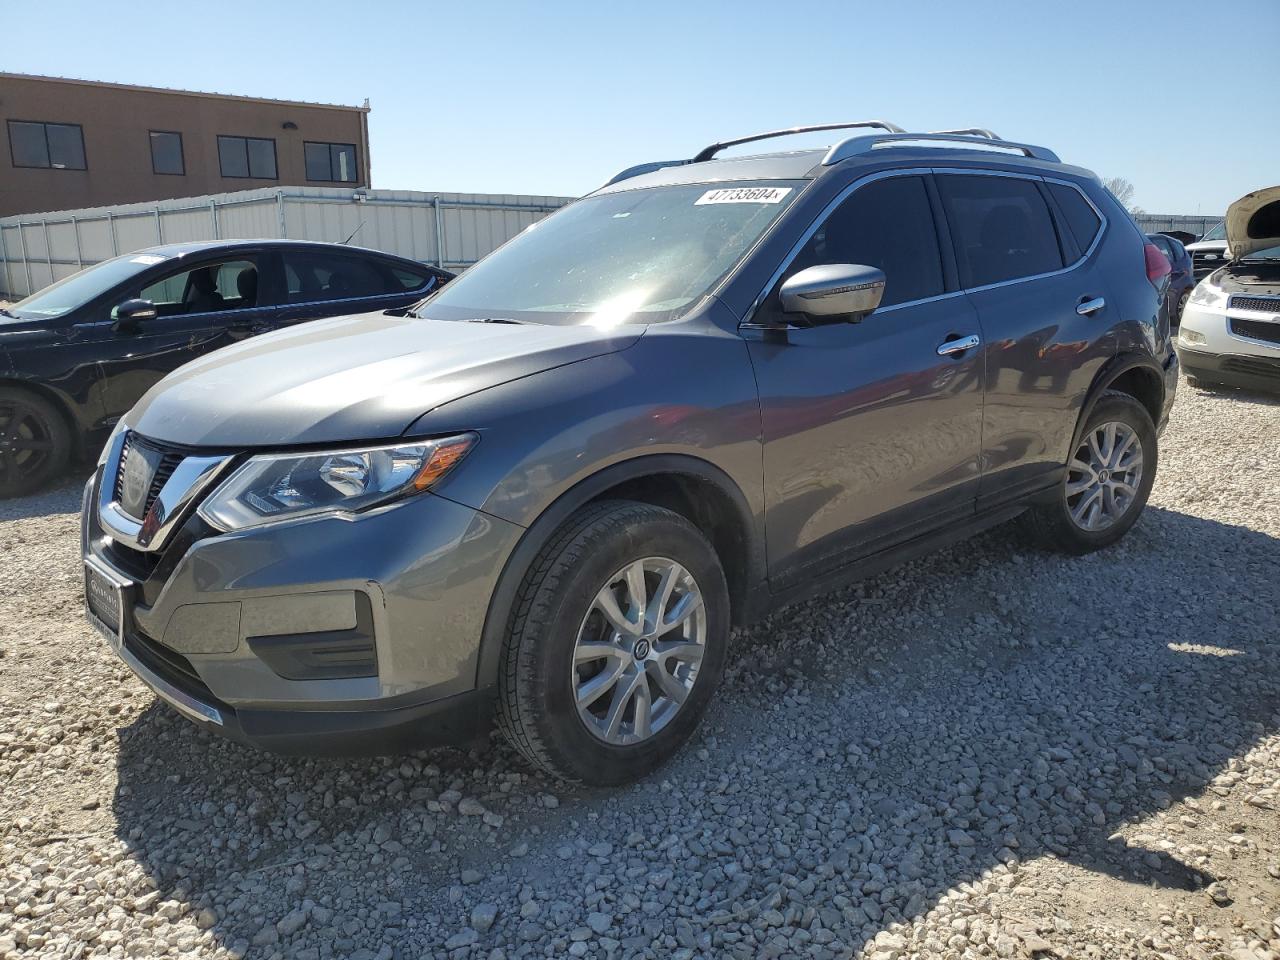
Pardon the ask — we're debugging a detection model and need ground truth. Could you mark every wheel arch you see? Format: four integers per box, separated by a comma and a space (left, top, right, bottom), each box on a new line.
1072, 353, 1164, 451
474, 454, 765, 690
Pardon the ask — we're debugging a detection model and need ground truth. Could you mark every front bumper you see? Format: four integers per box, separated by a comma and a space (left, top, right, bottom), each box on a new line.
1176, 344, 1280, 393
81, 469, 523, 754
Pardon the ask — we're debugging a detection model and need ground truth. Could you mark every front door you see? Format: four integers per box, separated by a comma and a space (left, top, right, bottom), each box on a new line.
88, 254, 273, 423
746, 174, 985, 589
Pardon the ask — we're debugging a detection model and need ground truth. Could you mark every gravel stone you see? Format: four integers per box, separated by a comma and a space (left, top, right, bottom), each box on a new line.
1, 384, 1278, 960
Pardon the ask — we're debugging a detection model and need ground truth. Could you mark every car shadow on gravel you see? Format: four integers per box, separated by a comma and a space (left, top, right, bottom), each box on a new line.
109, 506, 1279, 958
0, 472, 90, 521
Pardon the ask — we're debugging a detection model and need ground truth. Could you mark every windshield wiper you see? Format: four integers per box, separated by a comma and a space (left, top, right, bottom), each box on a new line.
461, 316, 530, 325
0, 307, 16, 319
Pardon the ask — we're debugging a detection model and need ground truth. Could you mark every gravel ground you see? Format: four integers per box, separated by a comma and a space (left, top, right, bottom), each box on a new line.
1, 380, 1278, 960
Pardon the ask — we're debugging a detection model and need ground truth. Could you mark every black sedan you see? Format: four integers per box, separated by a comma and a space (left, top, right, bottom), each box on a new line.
0, 240, 451, 496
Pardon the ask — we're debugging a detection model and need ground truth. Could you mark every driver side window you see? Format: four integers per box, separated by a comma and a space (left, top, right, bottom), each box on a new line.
785, 176, 945, 310
135, 259, 260, 318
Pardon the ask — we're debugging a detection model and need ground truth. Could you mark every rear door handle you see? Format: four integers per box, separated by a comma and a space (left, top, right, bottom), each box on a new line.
937, 334, 981, 356
1076, 296, 1106, 316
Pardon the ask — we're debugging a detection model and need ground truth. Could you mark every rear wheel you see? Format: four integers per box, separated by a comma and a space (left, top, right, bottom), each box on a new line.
497, 500, 729, 785
1175, 288, 1190, 322
1020, 391, 1157, 554
0, 387, 71, 498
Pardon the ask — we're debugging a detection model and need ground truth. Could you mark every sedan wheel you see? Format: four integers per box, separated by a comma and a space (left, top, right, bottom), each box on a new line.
0, 389, 70, 498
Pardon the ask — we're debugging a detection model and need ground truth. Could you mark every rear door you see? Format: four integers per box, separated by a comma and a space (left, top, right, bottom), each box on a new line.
935, 172, 1113, 507
746, 173, 985, 588
275, 249, 444, 326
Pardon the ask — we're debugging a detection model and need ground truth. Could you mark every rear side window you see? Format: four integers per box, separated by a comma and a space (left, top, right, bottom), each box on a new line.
282, 252, 396, 303
938, 175, 1064, 288
788, 175, 944, 308
389, 263, 432, 291
1048, 183, 1103, 253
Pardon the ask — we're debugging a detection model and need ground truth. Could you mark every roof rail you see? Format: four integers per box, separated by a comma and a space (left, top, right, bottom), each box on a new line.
930, 127, 1002, 139
691, 121, 906, 163
823, 132, 1060, 165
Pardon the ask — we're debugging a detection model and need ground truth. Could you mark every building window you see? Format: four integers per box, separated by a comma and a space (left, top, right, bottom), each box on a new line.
304, 141, 358, 183
216, 135, 277, 179
8, 120, 86, 170
149, 130, 185, 176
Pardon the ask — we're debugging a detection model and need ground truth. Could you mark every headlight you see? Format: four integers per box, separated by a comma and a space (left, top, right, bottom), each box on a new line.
1188, 282, 1227, 309
198, 433, 477, 532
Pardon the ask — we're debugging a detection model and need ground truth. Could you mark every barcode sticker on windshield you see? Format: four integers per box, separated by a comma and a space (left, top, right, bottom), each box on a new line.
695, 187, 792, 205
130, 255, 167, 265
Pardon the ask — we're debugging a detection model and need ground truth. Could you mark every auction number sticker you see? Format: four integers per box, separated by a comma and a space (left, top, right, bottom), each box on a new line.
695, 187, 792, 205
129, 254, 168, 265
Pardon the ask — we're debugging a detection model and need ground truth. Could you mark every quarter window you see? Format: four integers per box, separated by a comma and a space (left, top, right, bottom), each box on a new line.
149, 131, 185, 176
304, 141, 358, 183
8, 120, 86, 170
1047, 182, 1102, 253
787, 175, 945, 308
937, 175, 1064, 288
282, 251, 396, 303
217, 135, 277, 179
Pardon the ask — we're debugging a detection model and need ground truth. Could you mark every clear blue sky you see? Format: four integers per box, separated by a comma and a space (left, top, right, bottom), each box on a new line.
7, 0, 1278, 214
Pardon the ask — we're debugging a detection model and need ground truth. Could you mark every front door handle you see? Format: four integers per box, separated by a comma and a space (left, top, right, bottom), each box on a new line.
1076, 296, 1106, 316
937, 333, 981, 356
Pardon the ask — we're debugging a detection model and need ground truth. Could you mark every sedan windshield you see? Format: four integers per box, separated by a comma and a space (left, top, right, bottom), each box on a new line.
5, 252, 170, 320
421, 181, 803, 326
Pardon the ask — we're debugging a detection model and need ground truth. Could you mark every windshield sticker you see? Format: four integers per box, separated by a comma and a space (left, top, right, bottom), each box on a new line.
129, 254, 167, 265
695, 187, 792, 206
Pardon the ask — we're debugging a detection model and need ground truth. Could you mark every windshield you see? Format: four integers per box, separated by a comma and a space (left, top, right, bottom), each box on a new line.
1201, 221, 1227, 242
5, 252, 171, 320
421, 180, 803, 326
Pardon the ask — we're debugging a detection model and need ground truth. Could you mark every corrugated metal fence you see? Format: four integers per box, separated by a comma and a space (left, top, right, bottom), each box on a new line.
0, 186, 573, 299
1134, 213, 1221, 237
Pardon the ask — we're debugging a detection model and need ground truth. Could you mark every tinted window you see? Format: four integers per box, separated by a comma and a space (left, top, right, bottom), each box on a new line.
305, 141, 358, 182
217, 136, 277, 179
282, 252, 393, 302
7, 253, 170, 320
938, 175, 1064, 288
137, 260, 259, 317
390, 264, 431, 290
149, 131, 184, 175
8, 120, 86, 170
1048, 183, 1102, 253
788, 175, 944, 308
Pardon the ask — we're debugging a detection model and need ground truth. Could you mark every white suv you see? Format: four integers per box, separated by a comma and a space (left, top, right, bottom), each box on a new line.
1177, 187, 1280, 392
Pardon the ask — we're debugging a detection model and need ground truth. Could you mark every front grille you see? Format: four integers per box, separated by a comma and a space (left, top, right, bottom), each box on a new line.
1230, 318, 1280, 346
1229, 295, 1280, 313
113, 433, 183, 520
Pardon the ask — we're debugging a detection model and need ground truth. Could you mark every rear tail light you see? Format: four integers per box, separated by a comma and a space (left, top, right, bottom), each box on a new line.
1144, 242, 1172, 286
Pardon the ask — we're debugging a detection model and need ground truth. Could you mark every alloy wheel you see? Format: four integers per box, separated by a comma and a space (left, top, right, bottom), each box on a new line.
1066, 421, 1144, 531
572, 557, 706, 745
0, 401, 55, 485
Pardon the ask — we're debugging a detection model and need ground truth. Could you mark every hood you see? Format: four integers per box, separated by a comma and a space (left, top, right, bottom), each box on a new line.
128, 311, 643, 447
1225, 185, 1280, 261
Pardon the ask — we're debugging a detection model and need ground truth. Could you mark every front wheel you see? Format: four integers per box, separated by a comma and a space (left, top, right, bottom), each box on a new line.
497, 500, 729, 785
1020, 390, 1157, 555
0, 387, 72, 498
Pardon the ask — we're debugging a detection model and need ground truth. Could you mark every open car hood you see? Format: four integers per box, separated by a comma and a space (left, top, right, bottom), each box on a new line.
1226, 186, 1280, 261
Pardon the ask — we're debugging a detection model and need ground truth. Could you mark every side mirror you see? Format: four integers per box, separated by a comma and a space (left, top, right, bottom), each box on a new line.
779, 264, 886, 323
113, 299, 157, 333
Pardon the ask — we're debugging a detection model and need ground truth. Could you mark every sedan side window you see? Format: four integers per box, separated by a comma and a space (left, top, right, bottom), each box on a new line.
937, 175, 1064, 288
136, 260, 260, 317
281, 252, 397, 304
785, 175, 945, 309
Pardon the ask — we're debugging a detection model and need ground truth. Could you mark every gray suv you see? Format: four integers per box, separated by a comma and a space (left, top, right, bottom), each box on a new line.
82, 122, 1179, 784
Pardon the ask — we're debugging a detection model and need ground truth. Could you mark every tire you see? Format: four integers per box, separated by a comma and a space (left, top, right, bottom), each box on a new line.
1020, 390, 1157, 555
497, 500, 730, 785
1175, 289, 1190, 323
0, 386, 72, 499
